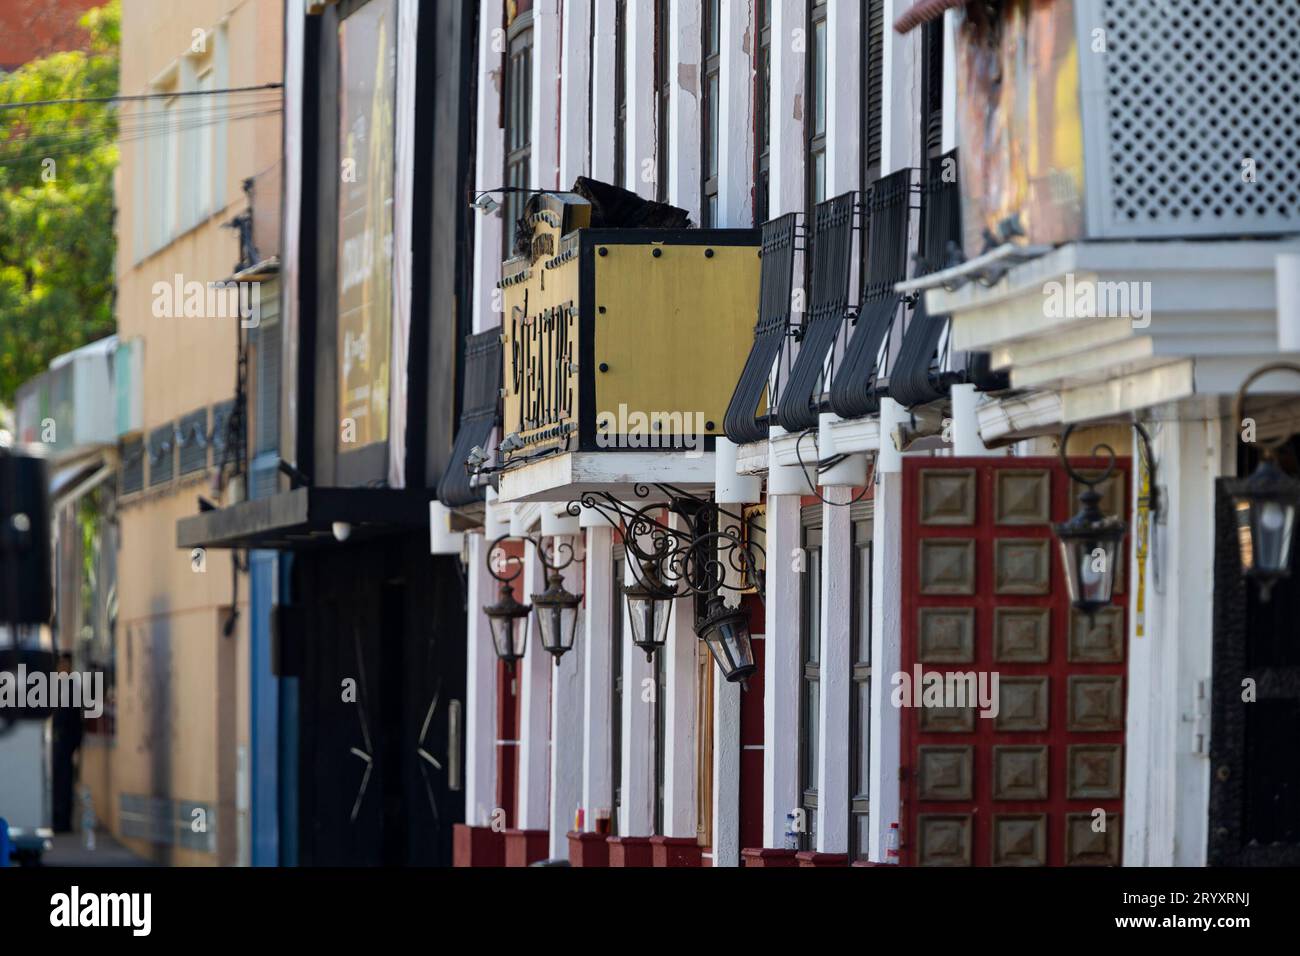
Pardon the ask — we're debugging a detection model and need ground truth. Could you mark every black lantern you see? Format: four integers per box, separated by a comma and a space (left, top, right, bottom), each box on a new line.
1054, 428, 1129, 619
1229, 363, 1300, 601
532, 571, 582, 663
483, 533, 584, 668
624, 561, 677, 662
484, 582, 531, 670
695, 596, 756, 685
1226, 459, 1300, 601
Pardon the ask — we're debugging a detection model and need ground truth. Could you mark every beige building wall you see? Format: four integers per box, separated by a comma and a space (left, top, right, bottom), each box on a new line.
111, 0, 282, 866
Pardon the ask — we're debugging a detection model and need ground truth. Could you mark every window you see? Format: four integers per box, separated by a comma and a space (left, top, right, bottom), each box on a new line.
849, 515, 872, 861
701, 0, 721, 225
799, 515, 822, 849
610, 547, 625, 836
614, 0, 628, 188
161, 93, 179, 245
654, 0, 671, 203
755, 0, 771, 224
503, 14, 534, 259
806, 1, 828, 217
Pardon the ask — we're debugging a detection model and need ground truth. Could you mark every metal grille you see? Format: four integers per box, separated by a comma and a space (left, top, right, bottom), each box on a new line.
436, 330, 503, 509
177, 408, 210, 475
120, 437, 145, 495
776, 193, 857, 432
1094, 0, 1300, 238
828, 168, 914, 419
148, 424, 175, 487
210, 400, 236, 472
723, 214, 799, 444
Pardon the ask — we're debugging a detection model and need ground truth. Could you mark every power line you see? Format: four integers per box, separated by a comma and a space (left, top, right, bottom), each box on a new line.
0, 82, 284, 112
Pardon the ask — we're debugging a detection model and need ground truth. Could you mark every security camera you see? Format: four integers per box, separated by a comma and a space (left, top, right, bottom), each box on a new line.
471, 193, 501, 216
466, 446, 487, 472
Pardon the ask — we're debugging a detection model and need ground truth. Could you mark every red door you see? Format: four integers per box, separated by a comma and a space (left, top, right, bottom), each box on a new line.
900, 457, 1128, 866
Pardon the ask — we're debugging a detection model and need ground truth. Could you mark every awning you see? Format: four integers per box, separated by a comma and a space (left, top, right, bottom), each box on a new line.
176, 487, 428, 551
895, 0, 971, 33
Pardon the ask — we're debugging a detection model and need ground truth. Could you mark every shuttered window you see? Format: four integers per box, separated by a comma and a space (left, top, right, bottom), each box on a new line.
654, 0, 671, 203
503, 14, 533, 260
755, 0, 772, 224
701, 0, 721, 225
920, 18, 945, 160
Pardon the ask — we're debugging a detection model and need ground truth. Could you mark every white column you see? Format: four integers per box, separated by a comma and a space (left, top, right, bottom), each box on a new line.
464, 533, 500, 828
590, 0, 618, 182
951, 384, 998, 456
882, 0, 920, 175
530, 0, 562, 190
515, 539, 552, 831
662, 511, 699, 838
1123, 417, 1221, 866
824, 0, 860, 195
625, 0, 658, 199
762, 493, 802, 847
620, 537, 656, 836
559, 0, 592, 185
815, 486, 852, 853
712, 667, 742, 865
667, 0, 703, 220
548, 536, 586, 856
769, 0, 806, 218
471, 0, 505, 334
868, 403, 905, 861
716, 0, 755, 228
581, 524, 614, 828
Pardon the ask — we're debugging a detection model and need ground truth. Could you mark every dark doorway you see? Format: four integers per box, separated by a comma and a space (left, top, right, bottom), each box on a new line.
1209, 438, 1300, 865
294, 531, 466, 865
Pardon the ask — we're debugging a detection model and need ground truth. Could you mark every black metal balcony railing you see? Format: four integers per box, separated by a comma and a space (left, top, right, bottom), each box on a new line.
723, 213, 799, 445
890, 149, 1008, 408
437, 329, 504, 509
828, 167, 916, 419
776, 192, 857, 433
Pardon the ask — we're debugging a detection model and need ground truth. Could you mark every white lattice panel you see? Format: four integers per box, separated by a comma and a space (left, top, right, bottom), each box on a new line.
1080, 0, 1300, 239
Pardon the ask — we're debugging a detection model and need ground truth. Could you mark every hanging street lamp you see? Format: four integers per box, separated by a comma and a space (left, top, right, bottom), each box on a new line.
482, 534, 584, 668
1053, 424, 1149, 619
570, 483, 765, 682
696, 595, 757, 686
1227, 363, 1300, 601
623, 560, 677, 662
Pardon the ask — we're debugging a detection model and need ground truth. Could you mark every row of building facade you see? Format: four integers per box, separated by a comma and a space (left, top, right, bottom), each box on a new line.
16, 0, 1300, 866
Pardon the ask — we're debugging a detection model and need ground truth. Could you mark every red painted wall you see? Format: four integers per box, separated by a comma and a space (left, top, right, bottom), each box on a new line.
0, 0, 101, 72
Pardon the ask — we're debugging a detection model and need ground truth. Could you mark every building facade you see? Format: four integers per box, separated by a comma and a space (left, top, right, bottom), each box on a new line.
105, 0, 284, 865
447, 0, 1300, 868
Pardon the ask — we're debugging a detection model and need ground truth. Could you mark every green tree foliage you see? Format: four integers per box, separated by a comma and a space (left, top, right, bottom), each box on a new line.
0, 1, 120, 404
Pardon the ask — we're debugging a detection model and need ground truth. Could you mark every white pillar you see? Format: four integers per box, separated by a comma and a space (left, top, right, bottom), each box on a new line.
825, 0, 860, 194
762, 493, 802, 847
530, 0, 562, 190
716, 0, 755, 228
951, 384, 997, 456
620, 535, 656, 836
711, 666, 742, 865
662, 512, 699, 838
667, 0, 703, 220
580, 524, 614, 828
558, 0, 592, 186
464, 533, 499, 828
590, 0, 618, 182
815, 486, 852, 853
471, 0, 505, 334
881, 0, 920, 175
868, 401, 906, 861
1123, 417, 1222, 866
548, 536, 586, 856
769, 0, 805, 218
516, 539, 552, 831
625, 0, 658, 200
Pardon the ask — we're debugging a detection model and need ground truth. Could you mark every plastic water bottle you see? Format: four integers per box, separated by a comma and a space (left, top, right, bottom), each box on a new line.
79, 786, 96, 851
